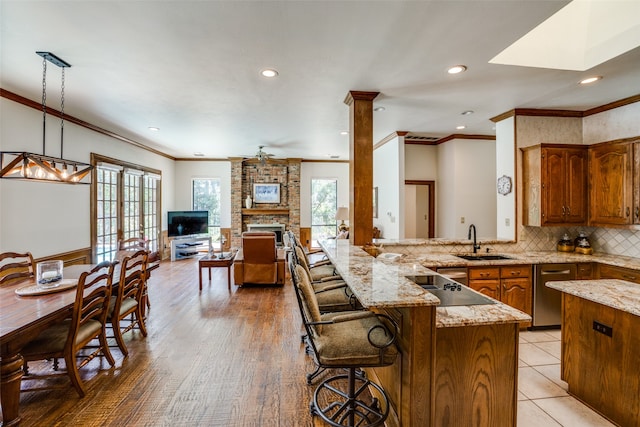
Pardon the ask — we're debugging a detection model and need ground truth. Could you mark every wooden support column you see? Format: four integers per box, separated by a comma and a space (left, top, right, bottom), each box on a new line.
344, 91, 379, 246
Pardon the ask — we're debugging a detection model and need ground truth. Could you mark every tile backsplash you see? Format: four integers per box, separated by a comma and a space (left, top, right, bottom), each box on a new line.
380, 226, 640, 259
517, 226, 640, 258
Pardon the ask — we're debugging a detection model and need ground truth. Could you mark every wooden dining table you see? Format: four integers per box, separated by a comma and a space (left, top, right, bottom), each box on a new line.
0, 265, 100, 426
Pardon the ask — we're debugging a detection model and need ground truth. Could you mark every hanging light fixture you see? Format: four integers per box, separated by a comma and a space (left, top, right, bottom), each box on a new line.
255, 145, 273, 165
0, 51, 93, 184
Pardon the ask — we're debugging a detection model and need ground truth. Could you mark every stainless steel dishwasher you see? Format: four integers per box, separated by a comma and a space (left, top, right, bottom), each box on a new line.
533, 263, 576, 328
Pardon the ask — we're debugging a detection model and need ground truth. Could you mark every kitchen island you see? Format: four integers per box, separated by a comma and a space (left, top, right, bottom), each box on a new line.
547, 279, 640, 427
320, 239, 530, 427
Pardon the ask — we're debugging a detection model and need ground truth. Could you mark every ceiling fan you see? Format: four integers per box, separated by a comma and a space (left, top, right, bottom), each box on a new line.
251, 145, 274, 165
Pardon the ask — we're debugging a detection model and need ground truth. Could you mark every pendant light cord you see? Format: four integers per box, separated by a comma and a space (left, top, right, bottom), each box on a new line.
41, 56, 47, 156
60, 67, 65, 159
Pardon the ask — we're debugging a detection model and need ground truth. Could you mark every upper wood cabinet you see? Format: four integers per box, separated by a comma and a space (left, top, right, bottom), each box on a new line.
588, 141, 636, 226
522, 144, 588, 226
634, 142, 640, 224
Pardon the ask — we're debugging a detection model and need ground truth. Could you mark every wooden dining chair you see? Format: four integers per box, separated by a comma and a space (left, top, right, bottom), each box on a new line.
0, 251, 35, 286
20, 262, 116, 398
114, 237, 156, 309
108, 249, 149, 356
114, 237, 148, 262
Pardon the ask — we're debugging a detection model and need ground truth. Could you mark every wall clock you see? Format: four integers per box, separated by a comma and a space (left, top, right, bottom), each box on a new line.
497, 175, 512, 195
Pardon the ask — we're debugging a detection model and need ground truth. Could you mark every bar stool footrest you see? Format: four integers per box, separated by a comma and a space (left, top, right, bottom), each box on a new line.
312, 371, 389, 427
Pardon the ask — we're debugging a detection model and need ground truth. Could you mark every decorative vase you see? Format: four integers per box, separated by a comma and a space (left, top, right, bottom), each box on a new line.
245, 195, 252, 209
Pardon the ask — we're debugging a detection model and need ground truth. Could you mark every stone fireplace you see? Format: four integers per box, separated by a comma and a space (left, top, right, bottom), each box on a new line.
230, 158, 300, 249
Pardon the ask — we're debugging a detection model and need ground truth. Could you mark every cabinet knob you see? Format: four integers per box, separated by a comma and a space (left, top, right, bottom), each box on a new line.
636, 206, 639, 220
511, 271, 521, 276
626, 207, 631, 217
562, 206, 566, 216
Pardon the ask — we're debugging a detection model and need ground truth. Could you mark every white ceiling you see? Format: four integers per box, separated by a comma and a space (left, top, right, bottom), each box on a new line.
2, 1, 639, 160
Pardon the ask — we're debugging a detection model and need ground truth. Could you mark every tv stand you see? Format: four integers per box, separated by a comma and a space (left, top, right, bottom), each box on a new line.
170, 235, 212, 261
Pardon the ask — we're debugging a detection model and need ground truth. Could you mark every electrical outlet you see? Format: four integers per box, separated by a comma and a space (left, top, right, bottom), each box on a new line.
505, 218, 510, 226
593, 321, 613, 337
460, 217, 465, 224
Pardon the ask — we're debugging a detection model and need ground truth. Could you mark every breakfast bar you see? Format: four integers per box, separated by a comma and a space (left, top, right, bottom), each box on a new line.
320, 239, 530, 427
546, 279, 640, 427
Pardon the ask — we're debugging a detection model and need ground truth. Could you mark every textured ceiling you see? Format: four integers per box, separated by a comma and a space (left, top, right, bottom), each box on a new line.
1, 1, 639, 160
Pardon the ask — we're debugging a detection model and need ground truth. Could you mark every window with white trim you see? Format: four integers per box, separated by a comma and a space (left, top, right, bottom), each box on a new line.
92, 156, 162, 263
311, 178, 338, 246
192, 178, 221, 244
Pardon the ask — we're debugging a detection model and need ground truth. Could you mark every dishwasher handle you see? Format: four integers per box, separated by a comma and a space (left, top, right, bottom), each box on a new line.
540, 269, 572, 275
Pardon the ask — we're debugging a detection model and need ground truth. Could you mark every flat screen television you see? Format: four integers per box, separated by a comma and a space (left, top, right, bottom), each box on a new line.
167, 211, 209, 237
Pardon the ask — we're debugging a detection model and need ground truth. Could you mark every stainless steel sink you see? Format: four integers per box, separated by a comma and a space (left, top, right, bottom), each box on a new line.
455, 254, 512, 261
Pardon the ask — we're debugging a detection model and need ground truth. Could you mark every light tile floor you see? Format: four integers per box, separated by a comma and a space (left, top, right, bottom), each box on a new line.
517, 330, 616, 427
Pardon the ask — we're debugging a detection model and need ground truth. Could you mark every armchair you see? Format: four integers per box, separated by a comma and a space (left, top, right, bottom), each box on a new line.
233, 232, 285, 286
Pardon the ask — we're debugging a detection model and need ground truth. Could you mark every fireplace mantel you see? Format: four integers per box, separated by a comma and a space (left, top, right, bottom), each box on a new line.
242, 208, 289, 215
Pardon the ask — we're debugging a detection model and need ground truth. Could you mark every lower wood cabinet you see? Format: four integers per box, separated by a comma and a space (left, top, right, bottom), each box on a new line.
562, 294, 640, 427
576, 262, 594, 280
469, 265, 532, 327
597, 263, 640, 284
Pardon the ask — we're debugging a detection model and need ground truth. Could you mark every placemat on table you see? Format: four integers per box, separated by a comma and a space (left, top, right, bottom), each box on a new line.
15, 279, 78, 296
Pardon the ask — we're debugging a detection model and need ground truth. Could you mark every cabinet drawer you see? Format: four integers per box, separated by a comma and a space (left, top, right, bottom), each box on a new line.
576, 263, 594, 280
598, 264, 640, 284
469, 267, 500, 280
500, 265, 531, 279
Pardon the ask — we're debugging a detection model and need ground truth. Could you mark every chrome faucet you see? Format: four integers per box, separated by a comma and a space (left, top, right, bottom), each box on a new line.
468, 224, 481, 254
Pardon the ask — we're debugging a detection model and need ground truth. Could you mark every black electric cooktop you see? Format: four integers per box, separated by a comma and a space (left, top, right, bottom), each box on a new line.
405, 275, 496, 307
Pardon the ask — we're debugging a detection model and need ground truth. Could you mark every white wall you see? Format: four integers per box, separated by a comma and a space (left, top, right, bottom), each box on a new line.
300, 162, 349, 227
404, 145, 438, 180
0, 98, 175, 257
436, 139, 496, 239
174, 161, 232, 227
373, 136, 403, 239
496, 117, 515, 240
404, 145, 437, 238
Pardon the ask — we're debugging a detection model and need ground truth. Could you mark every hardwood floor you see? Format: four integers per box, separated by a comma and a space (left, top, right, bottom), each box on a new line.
15, 258, 324, 426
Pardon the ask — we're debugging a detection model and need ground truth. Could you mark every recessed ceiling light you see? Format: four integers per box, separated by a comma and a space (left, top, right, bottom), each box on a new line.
447, 65, 467, 74
461, 110, 474, 115
340, 131, 349, 135
148, 127, 160, 131
456, 125, 466, 130
260, 68, 279, 78
374, 106, 386, 112
579, 76, 602, 84
193, 152, 204, 157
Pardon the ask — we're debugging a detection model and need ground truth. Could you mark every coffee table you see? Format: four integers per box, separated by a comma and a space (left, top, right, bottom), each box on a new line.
198, 252, 235, 291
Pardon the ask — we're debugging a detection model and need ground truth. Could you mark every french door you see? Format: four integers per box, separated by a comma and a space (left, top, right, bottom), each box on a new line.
91, 154, 161, 263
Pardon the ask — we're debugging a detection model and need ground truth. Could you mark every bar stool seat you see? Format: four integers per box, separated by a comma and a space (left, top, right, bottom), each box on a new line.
291, 264, 398, 427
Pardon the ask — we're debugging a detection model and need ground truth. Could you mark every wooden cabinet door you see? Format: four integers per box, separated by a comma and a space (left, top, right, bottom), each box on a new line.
469, 279, 501, 300
634, 142, 640, 224
501, 278, 532, 316
542, 148, 567, 224
565, 148, 588, 223
589, 142, 633, 225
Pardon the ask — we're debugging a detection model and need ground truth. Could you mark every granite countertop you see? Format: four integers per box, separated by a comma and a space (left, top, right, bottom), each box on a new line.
320, 239, 531, 328
390, 250, 640, 271
546, 279, 640, 317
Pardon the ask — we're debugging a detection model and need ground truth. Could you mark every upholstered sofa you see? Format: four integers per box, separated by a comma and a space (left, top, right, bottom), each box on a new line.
233, 232, 285, 286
